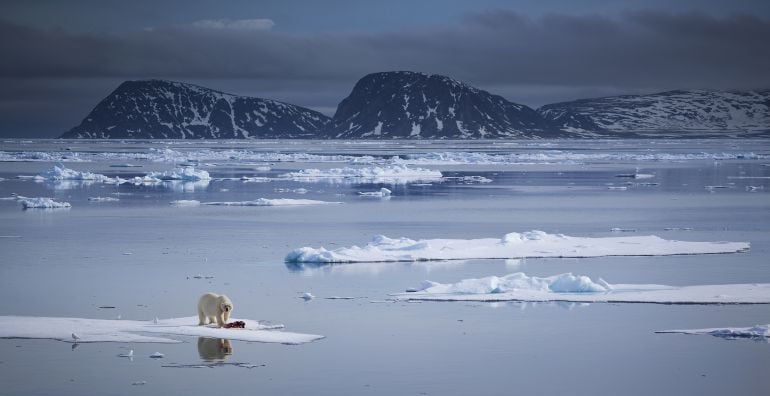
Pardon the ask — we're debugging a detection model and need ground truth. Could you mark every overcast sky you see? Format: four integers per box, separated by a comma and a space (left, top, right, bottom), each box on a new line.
1, 0, 769, 137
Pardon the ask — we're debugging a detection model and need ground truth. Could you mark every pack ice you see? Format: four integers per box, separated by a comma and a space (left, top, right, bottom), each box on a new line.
285, 230, 750, 264
281, 165, 442, 184
0, 316, 324, 345
656, 324, 770, 339
395, 272, 770, 304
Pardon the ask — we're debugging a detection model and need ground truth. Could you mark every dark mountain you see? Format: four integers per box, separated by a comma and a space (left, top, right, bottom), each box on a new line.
60, 80, 330, 139
539, 90, 770, 137
325, 71, 554, 139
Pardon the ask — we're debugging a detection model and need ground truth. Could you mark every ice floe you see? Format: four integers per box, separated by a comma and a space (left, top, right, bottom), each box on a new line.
656, 324, 770, 339
358, 188, 392, 197
281, 165, 442, 184
170, 200, 202, 206
35, 165, 120, 184
20, 197, 71, 209
88, 196, 120, 202
285, 230, 749, 264
0, 316, 324, 345
395, 272, 770, 304
203, 198, 341, 206
144, 167, 210, 181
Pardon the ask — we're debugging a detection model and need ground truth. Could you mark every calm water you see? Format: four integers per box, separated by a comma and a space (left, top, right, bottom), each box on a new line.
1, 139, 769, 395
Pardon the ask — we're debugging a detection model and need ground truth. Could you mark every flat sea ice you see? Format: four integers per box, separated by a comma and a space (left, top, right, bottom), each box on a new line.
285, 230, 750, 263
394, 272, 770, 304
281, 165, 442, 184
0, 316, 324, 345
656, 324, 770, 339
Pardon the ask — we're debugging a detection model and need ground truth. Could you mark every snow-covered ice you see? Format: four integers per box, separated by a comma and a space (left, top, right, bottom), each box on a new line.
358, 188, 392, 197
20, 197, 71, 209
203, 198, 341, 206
656, 324, 770, 339
88, 196, 120, 202
170, 200, 202, 206
0, 316, 324, 345
144, 167, 210, 181
395, 272, 770, 304
34, 165, 120, 184
285, 230, 750, 263
281, 165, 442, 184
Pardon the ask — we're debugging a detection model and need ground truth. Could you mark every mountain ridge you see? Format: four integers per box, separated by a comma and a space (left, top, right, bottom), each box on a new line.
60, 74, 770, 139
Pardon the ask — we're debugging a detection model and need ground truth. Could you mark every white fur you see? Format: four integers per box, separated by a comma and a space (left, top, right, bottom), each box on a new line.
197, 292, 233, 327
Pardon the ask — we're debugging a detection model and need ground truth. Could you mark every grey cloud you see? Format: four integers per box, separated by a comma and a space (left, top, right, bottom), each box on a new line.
2, 10, 769, 89
1, 10, 769, 137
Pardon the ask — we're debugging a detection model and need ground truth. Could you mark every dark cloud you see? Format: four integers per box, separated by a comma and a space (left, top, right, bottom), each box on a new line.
1, 10, 769, 137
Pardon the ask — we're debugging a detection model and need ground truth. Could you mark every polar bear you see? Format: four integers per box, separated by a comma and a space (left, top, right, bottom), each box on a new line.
197, 292, 233, 327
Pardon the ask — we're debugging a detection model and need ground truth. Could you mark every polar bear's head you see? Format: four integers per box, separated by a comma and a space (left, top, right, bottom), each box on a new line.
219, 295, 233, 313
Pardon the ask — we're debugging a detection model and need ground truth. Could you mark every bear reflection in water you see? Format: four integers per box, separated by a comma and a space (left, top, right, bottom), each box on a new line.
197, 337, 233, 361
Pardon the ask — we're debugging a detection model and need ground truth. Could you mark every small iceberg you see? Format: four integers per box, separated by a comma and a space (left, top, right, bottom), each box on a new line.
20, 197, 71, 209
145, 167, 211, 181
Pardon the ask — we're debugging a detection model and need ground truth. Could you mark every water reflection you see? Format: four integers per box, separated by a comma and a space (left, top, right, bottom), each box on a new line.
197, 337, 233, 362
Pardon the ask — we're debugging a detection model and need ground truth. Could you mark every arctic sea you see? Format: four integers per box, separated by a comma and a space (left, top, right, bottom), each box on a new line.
0, 139, 769, 395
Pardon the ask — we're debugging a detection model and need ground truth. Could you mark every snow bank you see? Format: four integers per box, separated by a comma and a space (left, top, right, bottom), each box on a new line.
0, 316, 324, 345
656, 324, 770, 339
20, 197, 71, 209
358, 188, 392, 197
203, 198, 341, 206
285, 230, 750, 264
396, 273, 770, 304
281, 165, 442, 184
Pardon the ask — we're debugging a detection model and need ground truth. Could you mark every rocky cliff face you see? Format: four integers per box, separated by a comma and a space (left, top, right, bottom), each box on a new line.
61, 80, 330, 139
325, 71, 553, 139
539, 90, 770, 137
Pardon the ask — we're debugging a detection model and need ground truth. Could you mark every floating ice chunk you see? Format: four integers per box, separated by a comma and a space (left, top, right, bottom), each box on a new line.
149, 352, 164, 358
281, 165, 442, 184
88, 196, 120, 202
610, 228, 636, 232
169, 200, 201, 206
285, 230, 749, 264
300, 292, 315, 301
358, 188, 392, 197
131, 381, 147, 386
444, 175, 493, 184
656, 324, 770, 339
616, 173, 654, 179
34, 165, 121, 185
20, 198, 71, 209
203, 198, 341, 206
0, 316, 324, 345
396, 273, 770, 304
146, 167, 210, 181
607, 186, 628, 190
118, 350, 134, 358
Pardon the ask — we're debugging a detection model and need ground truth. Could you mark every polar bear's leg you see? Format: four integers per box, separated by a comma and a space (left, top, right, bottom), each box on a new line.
198, 309, 207, 325
223, 311, 231, 323
216, 313, 226, 328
